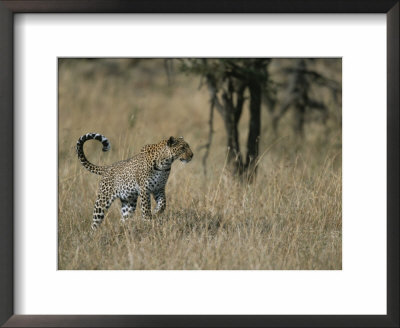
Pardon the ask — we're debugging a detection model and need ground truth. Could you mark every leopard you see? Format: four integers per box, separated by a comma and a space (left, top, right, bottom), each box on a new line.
76, 133, 193, 230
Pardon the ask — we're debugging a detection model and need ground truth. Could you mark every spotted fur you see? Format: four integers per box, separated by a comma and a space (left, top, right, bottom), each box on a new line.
76, 133, 193, 229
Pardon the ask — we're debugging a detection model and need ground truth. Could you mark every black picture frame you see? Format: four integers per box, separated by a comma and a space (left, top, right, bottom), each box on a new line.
0, 1, 398, 327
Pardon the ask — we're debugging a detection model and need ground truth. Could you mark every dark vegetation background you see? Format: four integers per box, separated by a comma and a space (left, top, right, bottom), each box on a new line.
58, 58, 342, 270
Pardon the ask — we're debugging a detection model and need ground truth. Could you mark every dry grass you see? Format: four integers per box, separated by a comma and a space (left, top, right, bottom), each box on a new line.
58, 59, 341, 270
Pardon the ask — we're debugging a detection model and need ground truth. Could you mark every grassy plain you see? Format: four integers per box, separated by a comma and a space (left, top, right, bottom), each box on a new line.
58, 59, 341, 270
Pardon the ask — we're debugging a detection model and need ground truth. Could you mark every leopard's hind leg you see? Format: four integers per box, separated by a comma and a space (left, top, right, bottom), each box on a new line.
120, 193, 138, 222
91, 179, 116, 230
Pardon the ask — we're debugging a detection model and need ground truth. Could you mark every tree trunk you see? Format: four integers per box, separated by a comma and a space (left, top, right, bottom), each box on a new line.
245, 81, 262, 180
223, 98, 243, 175
293, 105, 305, 137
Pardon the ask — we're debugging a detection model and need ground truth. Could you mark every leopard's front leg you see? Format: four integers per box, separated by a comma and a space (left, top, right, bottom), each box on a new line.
153, 189, 166, 215
139, 188, 152, 220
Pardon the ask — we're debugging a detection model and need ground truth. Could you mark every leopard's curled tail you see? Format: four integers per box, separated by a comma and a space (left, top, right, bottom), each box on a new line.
76, 133, 110, 175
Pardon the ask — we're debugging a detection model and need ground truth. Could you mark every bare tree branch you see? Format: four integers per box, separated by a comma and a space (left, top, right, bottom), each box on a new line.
206, 75, 225, 116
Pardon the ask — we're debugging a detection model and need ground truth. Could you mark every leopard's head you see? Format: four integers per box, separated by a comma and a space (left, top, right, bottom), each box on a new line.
167, 136, 193, 163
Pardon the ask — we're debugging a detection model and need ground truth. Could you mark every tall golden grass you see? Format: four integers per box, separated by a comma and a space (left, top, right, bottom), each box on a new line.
58, 59, 341, 270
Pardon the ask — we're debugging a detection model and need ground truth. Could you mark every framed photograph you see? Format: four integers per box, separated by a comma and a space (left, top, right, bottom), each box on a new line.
0, 1, 398, 327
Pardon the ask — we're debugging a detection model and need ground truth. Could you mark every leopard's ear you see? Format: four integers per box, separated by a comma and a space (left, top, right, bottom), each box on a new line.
167, 136, 175, 147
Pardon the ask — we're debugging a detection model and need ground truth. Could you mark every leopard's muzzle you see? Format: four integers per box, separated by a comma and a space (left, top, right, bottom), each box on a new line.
179, 150, 193, 163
